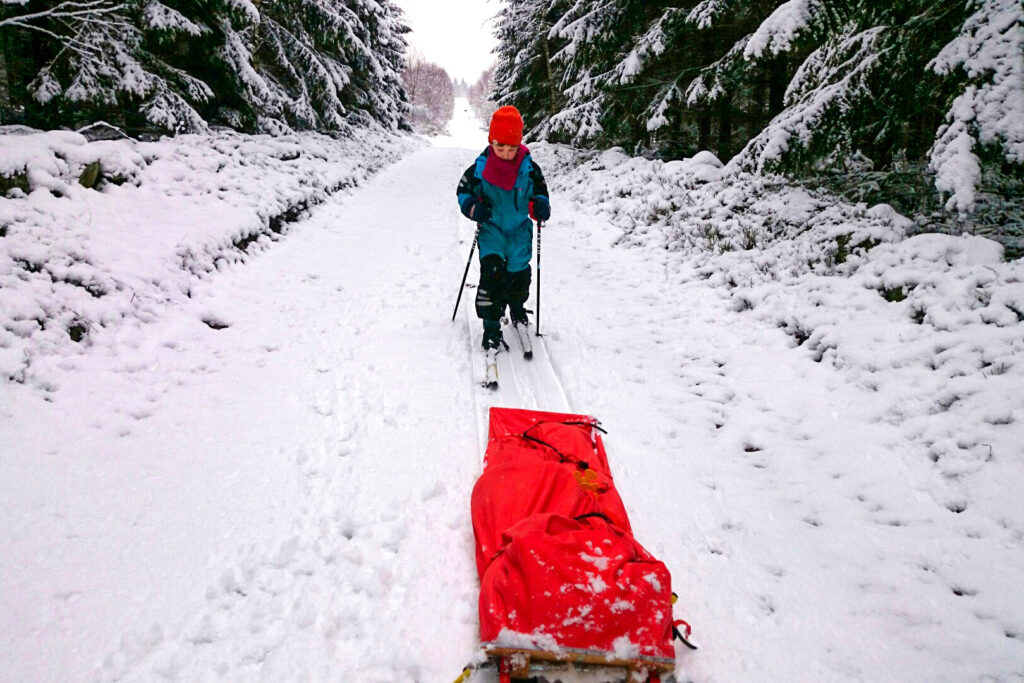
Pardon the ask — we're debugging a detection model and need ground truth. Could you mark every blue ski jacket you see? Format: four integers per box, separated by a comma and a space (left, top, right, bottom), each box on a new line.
456, 148, 549, 273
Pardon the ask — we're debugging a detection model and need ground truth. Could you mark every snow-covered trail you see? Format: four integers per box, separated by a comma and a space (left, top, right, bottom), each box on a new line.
3, 99, 1022, 683
1, 136, 491, 679
461, 258, 572, 456
90, 148, 491, 680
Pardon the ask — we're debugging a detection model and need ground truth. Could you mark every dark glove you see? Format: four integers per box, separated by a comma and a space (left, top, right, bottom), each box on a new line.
529, 196, 550, 222
463, 196, 491, 223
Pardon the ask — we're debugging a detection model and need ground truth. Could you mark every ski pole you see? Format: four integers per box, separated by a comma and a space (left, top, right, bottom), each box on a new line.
452, 228, 480, 322
535, 221, 544, 336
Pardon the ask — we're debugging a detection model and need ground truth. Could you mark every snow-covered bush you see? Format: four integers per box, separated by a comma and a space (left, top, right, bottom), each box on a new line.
0, 128, 420, 387
540, 141, 1024, 497
0, 127, 148, 193
544, 143, 909, 278
467, 65, 498, 126
402, 54, 455, 136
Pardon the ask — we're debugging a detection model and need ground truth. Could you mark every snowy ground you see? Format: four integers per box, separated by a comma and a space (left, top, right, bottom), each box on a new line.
2, 100, 1023, 682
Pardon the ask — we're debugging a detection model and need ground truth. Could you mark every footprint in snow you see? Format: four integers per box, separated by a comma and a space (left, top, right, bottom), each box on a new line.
420, 480, 446, 502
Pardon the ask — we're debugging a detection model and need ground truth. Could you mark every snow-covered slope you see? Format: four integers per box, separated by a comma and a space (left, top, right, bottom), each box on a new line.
2, 101, 1022, 681
0, 127, 419, 388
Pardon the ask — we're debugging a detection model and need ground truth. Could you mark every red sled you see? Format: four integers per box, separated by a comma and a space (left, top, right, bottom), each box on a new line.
464, 408, 692, 682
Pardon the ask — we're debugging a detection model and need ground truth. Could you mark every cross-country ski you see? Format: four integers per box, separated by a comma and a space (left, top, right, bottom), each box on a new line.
511, 319, 533, 359
483, 347, 500, 390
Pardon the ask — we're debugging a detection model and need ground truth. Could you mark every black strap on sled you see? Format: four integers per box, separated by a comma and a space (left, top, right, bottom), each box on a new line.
520, 420, 606, 470
573, 512, 613, 524
673, 620, 699, 650
557, 419, 608, 434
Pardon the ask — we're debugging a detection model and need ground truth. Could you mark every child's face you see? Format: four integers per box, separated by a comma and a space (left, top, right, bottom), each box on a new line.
491, 141, 518, 161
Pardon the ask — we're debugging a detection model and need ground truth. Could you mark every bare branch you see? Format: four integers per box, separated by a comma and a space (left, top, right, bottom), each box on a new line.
0, 0, 123, 31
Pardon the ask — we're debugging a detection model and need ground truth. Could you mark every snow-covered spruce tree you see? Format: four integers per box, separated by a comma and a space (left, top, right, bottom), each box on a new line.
0, 0, 409, 133
1, 0, 262, 132
715, 0, 1023, 242
402, 52, 453, 135
238, 0, 405, 132
639, 0, 795, 160
334, 0, 409, 130
492, 0, 568, 141
545, 0, 638, 146
929, 0, 1024, 215
528, 1, 719, 155
0, 0, 207, 131
722, 2, 960, 174
492, 0, 793, 156
490, 0, 1022, 249
166, 0, 409, 133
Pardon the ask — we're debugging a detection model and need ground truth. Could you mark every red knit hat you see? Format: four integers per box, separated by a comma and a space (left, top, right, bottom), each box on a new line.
489, 106, 524, 146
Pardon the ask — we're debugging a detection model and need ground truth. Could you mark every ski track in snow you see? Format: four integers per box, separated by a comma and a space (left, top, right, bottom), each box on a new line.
460, 250, 572, 460
3, 101, 1023, 682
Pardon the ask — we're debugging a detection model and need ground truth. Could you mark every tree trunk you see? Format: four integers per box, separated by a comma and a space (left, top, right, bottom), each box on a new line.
697, 33, 713, 152
750, 64, 768, 139
768, 55, 787, 116
698, 108, 711, 152
541, 31, 558, 121
717, 95, 733, 161
0, 47, 10, 117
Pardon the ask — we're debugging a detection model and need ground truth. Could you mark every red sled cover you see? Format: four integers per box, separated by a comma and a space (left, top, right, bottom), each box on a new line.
472, 407, 676, 660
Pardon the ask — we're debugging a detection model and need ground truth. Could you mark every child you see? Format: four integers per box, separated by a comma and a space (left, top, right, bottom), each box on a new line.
456, 106, 551, 350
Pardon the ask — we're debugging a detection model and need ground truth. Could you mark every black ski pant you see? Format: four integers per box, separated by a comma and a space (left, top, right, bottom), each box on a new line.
476, 254, 531, 324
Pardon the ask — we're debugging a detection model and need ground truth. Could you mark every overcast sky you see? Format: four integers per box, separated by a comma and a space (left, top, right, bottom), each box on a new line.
392, 0, 500, 84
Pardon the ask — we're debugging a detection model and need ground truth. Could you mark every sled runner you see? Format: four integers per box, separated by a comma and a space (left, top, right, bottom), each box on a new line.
478, 644, 675, 682
459, 408, 695, 683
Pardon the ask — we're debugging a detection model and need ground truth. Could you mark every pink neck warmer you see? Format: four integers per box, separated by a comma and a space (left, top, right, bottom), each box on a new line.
482, 145, 530, 191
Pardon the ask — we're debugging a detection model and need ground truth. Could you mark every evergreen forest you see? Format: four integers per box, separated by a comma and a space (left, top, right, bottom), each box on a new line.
2, 0, 1022, 250
0, 0, 409, 134
491, 0, 1023, 248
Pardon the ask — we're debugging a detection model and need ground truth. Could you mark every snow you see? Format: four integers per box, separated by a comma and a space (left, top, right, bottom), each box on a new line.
3, 99, 1024, 682
743, 0, 816, 60
0, 126, 419, 385
143, 2, 208, 35
732, 26, 886, 175
929, 0, 1024, 212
